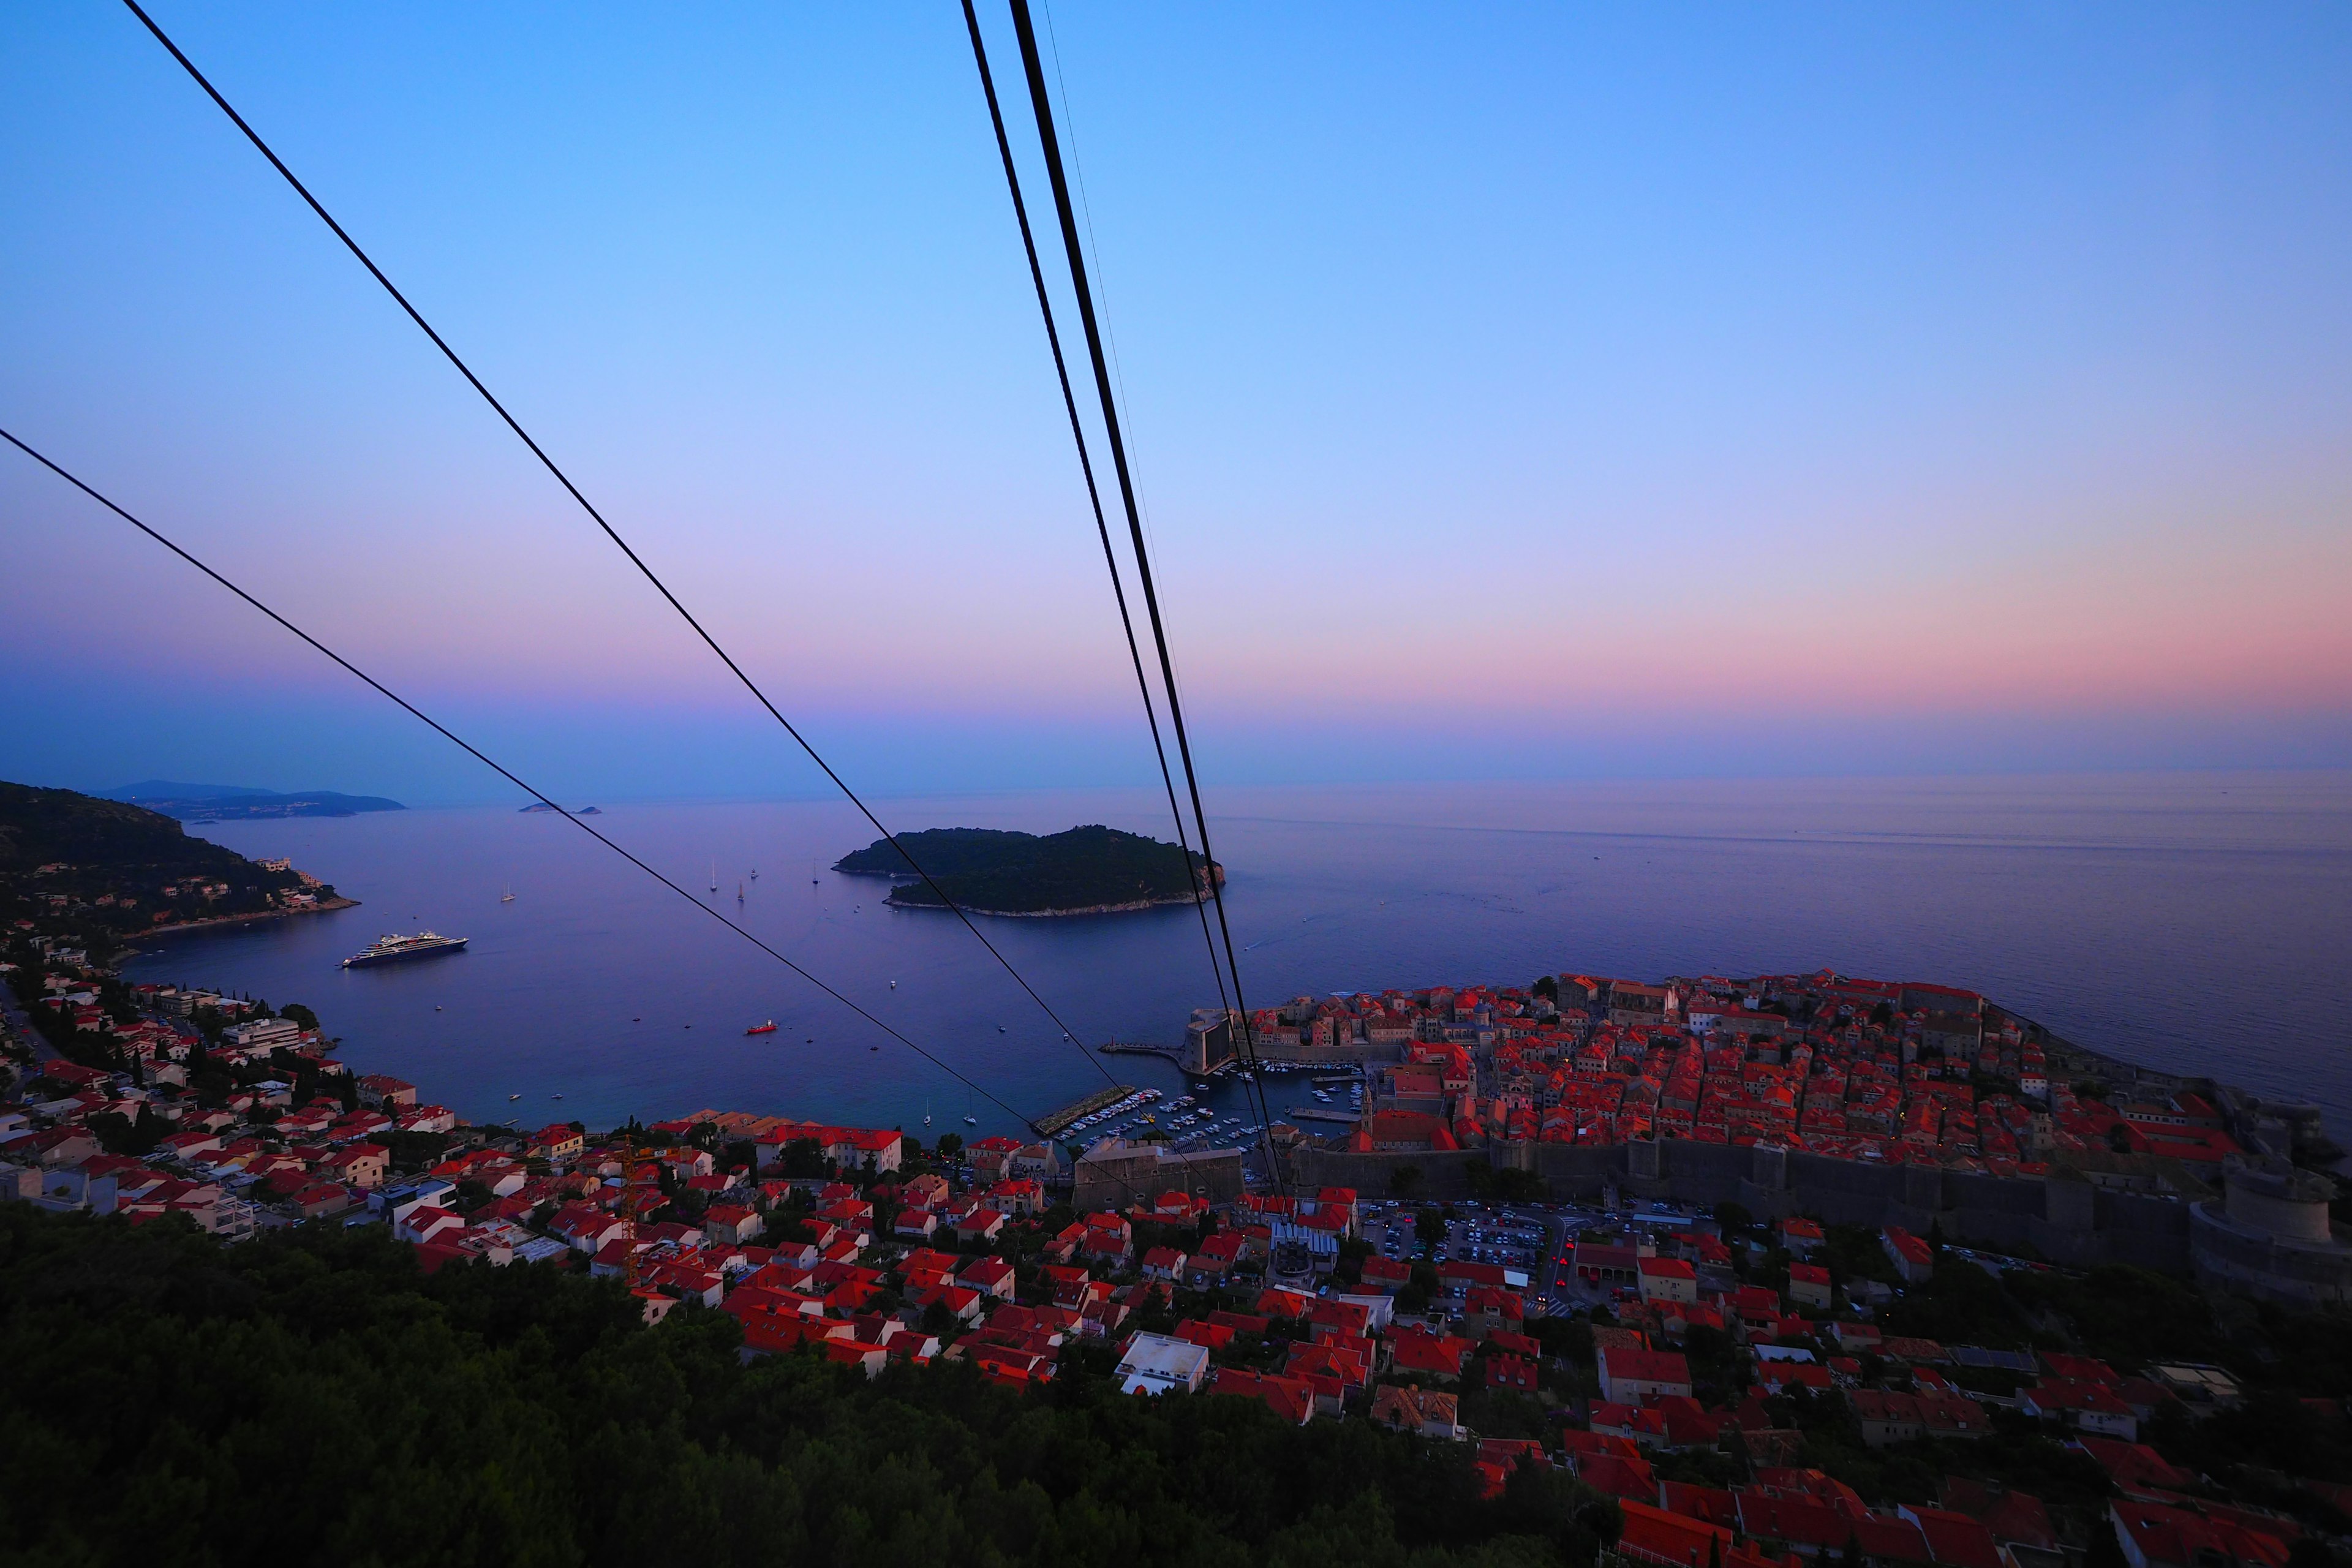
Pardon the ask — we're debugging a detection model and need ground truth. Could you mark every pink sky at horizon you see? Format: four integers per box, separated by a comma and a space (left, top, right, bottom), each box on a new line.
6, 5, 2351, 794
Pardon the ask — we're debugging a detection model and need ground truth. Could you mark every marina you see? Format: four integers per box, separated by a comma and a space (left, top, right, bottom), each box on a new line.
1028, 1083, 1147, 1138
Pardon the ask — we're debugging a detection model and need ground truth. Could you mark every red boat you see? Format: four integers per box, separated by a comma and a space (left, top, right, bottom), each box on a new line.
745, 1020, 777, 1035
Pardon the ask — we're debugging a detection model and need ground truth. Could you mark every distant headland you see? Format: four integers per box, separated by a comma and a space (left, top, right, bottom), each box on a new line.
834, 824, 1221, 916
102, 781, 404, 823
0, 781, 354, 954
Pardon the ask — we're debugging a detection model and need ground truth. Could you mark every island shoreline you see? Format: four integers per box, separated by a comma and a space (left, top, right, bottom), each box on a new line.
879, 892, 1204, 918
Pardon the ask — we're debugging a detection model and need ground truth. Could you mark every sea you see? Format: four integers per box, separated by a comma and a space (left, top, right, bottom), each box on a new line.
121, 772, 2352, 1148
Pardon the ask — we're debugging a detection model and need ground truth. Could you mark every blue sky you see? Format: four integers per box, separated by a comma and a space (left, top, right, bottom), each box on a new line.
4, 3, 2349, 802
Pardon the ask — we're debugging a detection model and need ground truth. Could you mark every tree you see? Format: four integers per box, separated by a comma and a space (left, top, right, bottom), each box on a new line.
1415, 1210, 1448, 1250
2086, 1520, 2130, 1568
934, 1133, 963, 1158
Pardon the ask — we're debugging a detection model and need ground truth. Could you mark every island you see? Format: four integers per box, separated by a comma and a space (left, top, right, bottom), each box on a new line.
833, 824, 1221, 916
0, 780, 355, 956
101, 780, 405, 822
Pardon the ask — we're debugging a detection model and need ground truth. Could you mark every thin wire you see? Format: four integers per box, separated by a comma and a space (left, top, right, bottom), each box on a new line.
118, 0, 1112, 1088
9, 427, 1189, 1212
0, 425, 1054, 1139
959, 0, 1231, 1029
1003, 0, 1284, 1187
1038, 0, 1162, 590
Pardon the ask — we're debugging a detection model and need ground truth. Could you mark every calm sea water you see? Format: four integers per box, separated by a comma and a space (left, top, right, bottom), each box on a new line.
123, 772, 2352, 1145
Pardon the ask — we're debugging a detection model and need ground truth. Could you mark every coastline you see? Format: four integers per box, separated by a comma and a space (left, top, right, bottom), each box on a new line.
143, 895, 361, 940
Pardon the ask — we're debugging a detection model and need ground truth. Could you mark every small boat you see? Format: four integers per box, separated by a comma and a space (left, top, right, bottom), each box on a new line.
552, 1093, 564, 1101
963, 1115, 978, 1126
745, 1020, 778, 1035
997, 1025, 1008, 1034
889, 980, 898, 989
750, 868, 759, 880
508, 1093, 521, 1101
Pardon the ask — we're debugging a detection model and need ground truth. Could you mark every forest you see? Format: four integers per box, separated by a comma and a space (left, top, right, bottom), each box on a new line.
0, 1205, 1614, 1568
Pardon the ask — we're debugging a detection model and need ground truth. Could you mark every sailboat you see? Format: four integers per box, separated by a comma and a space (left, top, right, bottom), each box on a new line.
500, 888, 515, 903
922, 1099, 933, 1128
709, 861, 718, 894
736, 881, 745, 904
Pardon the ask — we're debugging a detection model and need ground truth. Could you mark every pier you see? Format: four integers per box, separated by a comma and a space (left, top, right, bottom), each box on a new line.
1284, 1106, 1361, 1126
1031, 1084, 1140, 1138
1099, 1041, 1184, 1060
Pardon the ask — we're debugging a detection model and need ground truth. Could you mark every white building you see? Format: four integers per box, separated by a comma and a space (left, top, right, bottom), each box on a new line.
1115, 1331, 1210, 1397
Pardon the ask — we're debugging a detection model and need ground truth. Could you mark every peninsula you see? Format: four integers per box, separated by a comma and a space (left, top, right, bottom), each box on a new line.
0, 780, 353, 956
834, 824, 1221, 916
101, 780, 405, 822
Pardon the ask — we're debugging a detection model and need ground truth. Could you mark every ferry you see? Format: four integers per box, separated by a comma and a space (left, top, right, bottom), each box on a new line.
745, 1020, 778, 1035
341, 932, 468, 968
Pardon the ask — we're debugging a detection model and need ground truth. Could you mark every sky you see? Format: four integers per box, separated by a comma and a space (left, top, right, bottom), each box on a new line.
4, 3, 2350, 804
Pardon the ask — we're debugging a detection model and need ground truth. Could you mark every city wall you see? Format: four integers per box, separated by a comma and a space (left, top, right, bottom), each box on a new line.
1291, 1137, 2193, 1272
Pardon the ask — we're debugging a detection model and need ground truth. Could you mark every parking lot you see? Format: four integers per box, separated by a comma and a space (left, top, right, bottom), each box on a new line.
1360, 1202, 1566, 1294
1355, 1199, 1741, 1319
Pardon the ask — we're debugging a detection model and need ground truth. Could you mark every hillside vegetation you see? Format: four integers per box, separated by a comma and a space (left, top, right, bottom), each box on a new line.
0, 781, 325, 945
0, 1207, 1611, 1568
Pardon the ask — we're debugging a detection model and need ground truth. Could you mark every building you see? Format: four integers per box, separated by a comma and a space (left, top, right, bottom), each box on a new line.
2109, 1500, 2290, 1568
1780, 1217, 1825, 1255
1115, 1330, 1210, 1396
1599, 1346, 1692, 1405
1071, 1138, 1244, 1213
2188, 1156, 2352, 1308
1787, 1262, 1833, 1310
1370, 1384, 1463, 1440
1882, 1224, 1934, 1285
1637, 1256, 1698, 1306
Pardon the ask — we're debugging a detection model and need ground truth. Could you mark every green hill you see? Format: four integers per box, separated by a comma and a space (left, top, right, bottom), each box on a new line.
835, 825, 1221, 915
0, 780, 330, 944
0, 1206, 1613, 1567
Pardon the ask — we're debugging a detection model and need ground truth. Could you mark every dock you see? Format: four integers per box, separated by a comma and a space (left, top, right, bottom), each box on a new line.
1284, 1106, 1361, 1126
1099, 1041, 1183, 1059
1031, 1084, 1139, 1138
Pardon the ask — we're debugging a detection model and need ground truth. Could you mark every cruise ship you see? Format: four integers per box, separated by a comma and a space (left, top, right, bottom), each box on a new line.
341, 931, 469, 968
